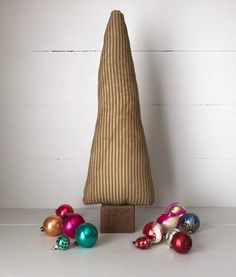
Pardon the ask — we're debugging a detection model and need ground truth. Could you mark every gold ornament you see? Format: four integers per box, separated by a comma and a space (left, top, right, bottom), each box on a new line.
40, 215, 63, 236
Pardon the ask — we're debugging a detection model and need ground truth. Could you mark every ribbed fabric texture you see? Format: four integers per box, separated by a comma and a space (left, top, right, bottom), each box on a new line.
83, 10, 154, 205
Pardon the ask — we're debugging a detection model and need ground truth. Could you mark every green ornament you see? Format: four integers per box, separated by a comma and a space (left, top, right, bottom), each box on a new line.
75, 223, 98, 248
53, 235, 71, 250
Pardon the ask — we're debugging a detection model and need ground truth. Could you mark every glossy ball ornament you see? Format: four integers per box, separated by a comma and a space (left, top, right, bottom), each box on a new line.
75, 223, 98, 248
53, 235, 71, 250
156, 212, 179, 234
143, 222, 164, 244
63, 213, 85, 238
133, 236, 152, 250
40, 215, 63, 236
165, 202, 187, 217
180, 213, 200, 234
171, 232, 192, 254
55, 204, 74, 218
165, 228, 181, 247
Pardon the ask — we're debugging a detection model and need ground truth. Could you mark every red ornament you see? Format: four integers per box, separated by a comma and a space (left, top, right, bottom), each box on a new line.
55, 204, 74, 218
143, 222, 163, 244
171, 232, 192, 254
143, 222, 156, 240
133, 236, 152, 250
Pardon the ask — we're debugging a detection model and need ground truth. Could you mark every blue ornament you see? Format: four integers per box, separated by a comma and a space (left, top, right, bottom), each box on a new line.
75, 223, 98, 248
180, 213, 200, 234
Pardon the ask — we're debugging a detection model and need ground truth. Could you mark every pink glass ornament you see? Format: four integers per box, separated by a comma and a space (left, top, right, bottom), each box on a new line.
156, 212, 179, 234
164, 202, 187, 217
55, 204, 74, 218
63, 213, 85, 238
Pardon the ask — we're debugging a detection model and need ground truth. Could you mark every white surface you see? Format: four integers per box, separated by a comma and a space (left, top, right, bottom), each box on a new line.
0, 208, 235, 277
1, 1, 236, 207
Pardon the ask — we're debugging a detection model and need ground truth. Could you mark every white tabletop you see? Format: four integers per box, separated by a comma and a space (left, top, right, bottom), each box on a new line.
0, 207, 235, 277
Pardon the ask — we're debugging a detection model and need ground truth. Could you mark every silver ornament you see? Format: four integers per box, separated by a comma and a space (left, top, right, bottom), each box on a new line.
165, 228, 180, 247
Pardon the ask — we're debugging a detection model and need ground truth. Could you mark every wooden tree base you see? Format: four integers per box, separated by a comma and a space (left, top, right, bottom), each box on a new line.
100, 205, 135, 233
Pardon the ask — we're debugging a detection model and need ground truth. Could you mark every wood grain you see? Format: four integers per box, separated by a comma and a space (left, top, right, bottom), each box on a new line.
100, 205, 135, 233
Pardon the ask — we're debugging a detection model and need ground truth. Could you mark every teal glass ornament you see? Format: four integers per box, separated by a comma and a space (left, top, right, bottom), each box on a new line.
53, 235, 71, 250
75, 223, 98, 248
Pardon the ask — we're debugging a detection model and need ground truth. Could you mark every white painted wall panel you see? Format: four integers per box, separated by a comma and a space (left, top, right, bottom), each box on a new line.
0, 0, 236, 207
1, 52, 236, 107
1, 0, 236, 51
0, 106, 236, 161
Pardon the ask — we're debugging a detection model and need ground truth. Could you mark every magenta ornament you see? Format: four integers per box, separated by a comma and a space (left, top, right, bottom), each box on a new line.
156, 212, 179, 234
164, 202, 187, 217
63, 213, 85, 238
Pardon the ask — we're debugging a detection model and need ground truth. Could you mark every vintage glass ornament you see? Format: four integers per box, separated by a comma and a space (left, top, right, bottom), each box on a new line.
75, 223, 98, 248
156, 212, 179, 234
63, 213, 85, 238
165, 228, 181, 247
133, 236, 152, 250
143, 222, 164, 244
171, 232, 192, 254
180, 213, 200, 234
52, 235, 71, 250
55, 204, 74, 218
40, 215, 63, 236
165, 202, 187, 217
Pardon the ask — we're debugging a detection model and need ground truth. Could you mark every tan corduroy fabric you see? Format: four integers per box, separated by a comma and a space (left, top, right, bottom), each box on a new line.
83, 10, 155, 205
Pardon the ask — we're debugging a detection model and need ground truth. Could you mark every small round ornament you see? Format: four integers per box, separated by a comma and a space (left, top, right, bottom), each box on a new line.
75, 223, 98, 248
40, 215, 63, 236
156, 212, 179, 234
180, 213, 200, 234
143, 222, 164, 244
164, 202, 187, 217
171, 232, 192, 254
63, 213, 85, 238
133, 236, 152, 250
55, 204, 74, 218
52, 235, 71, 250
165, 228, 180, 247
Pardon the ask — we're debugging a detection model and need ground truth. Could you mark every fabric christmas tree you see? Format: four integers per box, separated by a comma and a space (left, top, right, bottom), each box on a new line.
83, 10, 154, 205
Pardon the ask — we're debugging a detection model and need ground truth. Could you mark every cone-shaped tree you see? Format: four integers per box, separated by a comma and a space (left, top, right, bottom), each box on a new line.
83, 10, 154, 205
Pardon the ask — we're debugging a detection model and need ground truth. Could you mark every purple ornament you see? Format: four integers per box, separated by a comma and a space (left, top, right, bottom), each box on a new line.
63, 213, 85, 238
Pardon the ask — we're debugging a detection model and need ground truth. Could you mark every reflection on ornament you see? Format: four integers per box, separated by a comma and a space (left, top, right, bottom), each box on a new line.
156, 212, 179, 234
180, 213, 200, 234
63, 213, 85, 238
75, 223, 98, 248
55, 204, 74, 218
40, 215, 63, 236
165, 202, 187, 217
171, 232, 192, 254
165, 228, 181, 247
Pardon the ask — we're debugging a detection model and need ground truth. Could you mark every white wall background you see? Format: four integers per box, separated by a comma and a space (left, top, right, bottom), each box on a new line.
1, 0, 236, 208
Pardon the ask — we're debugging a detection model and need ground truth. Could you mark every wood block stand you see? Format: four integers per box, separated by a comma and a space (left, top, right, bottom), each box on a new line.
100, 205, 135, 233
